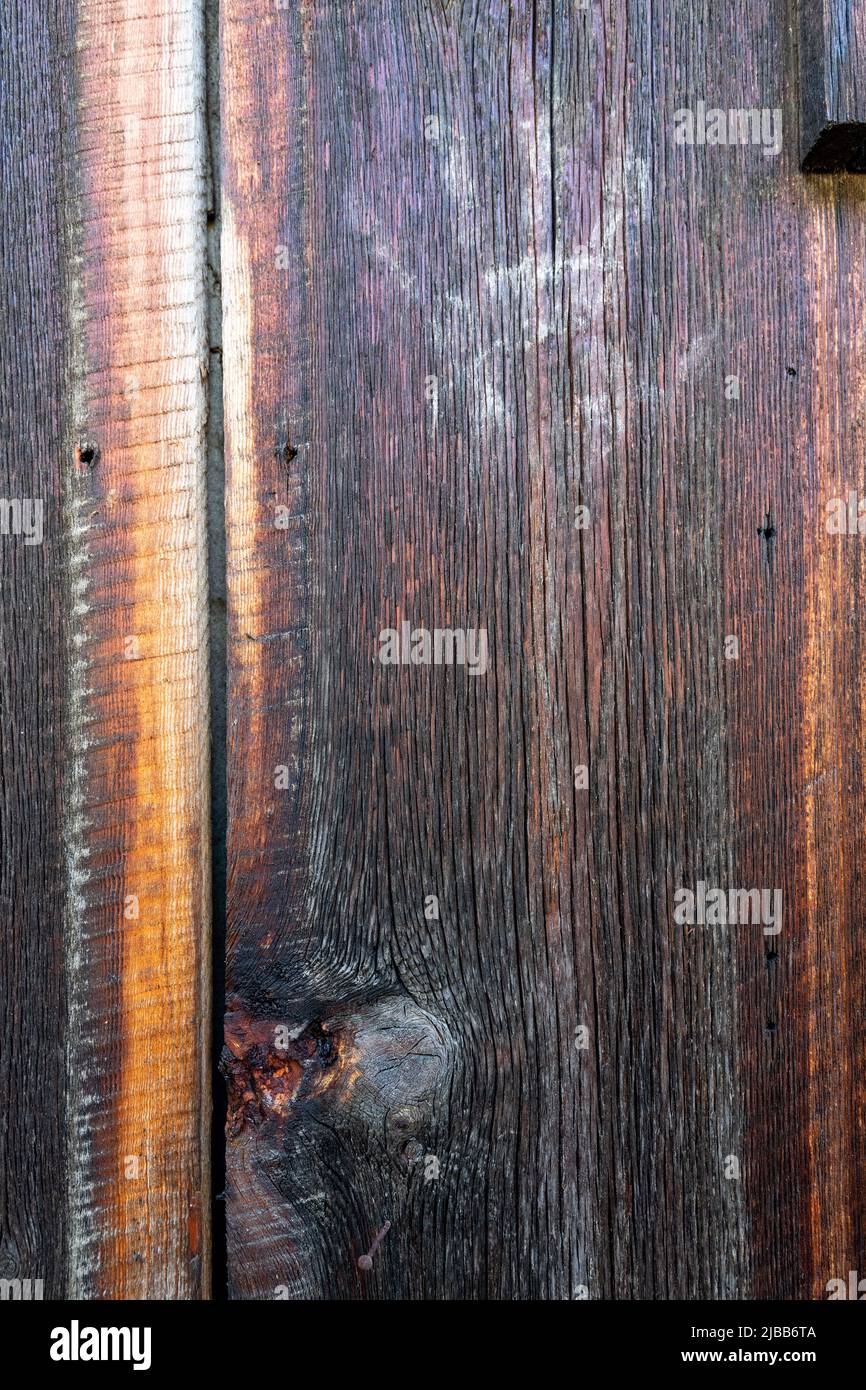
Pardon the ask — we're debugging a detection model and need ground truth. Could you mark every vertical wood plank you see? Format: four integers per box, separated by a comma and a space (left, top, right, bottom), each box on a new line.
65, 0, 212, 1299
220, 0, 866, 1301
0, 0, 77, 1298
0, 0, 211, 1298
221, 0, 312, 1296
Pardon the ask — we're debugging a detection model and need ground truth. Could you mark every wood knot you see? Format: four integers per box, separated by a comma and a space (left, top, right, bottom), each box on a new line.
222, 996, 454, 1145
222, 1012, 338, 1136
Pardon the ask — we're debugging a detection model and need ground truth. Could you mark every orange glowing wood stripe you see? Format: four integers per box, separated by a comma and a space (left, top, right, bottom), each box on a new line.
64, 0, 211, 1297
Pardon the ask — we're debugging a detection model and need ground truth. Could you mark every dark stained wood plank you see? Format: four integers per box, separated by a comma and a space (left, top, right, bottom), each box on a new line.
222, 0, 866, 1299
0, 0, 212, 1298
0, 0, 77, 1301
801, 0, 866, 168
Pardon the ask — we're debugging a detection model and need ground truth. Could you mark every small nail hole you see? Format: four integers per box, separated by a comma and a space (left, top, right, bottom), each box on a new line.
757, 512, 776, 542
276, 438, 298, 466
76, 442, 98, 468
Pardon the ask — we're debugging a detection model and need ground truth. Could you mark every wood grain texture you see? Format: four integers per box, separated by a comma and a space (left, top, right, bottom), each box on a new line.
801, 0, 866, 168
0, 0, 77, 1299
0, 0, 211, 1297
221, 0, 866, 1301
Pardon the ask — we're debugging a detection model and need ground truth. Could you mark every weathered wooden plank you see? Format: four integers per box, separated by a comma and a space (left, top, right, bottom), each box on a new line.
0, 0, 77, 1301
220, 0, 866, 1300
0, 0, 211, 1298
64, 0, 212, 1301
801, 0, 866, 168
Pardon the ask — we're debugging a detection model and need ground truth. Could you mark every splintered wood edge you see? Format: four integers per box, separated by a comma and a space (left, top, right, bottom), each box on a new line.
64, 0, 212, 1298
